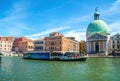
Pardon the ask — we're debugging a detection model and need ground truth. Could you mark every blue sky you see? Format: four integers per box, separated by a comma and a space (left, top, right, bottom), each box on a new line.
0, 0, 120, 41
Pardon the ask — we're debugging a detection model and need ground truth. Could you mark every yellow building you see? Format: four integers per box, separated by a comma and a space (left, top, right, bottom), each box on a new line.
79, 41, 86, 53
18, 39, 34, 53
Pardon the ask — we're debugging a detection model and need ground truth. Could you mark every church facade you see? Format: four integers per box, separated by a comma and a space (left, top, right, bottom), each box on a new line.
86, 8, 110, 56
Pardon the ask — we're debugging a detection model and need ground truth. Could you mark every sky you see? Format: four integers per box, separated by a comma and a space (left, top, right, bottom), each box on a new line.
0, 0, 120, 41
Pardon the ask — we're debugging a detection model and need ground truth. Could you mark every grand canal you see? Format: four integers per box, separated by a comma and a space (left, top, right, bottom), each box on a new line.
0, 56, 120, 81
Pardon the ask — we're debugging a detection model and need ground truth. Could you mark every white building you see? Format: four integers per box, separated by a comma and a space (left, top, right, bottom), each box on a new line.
86, 8, 110, 56
0, 37, 13, 52
34, 38, 45, 51
67, 37, 79, 52
111, 33, 120, 50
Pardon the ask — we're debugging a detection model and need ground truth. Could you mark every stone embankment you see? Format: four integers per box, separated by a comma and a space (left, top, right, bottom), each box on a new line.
85, 54, 120, 58
0, 51, 23, 56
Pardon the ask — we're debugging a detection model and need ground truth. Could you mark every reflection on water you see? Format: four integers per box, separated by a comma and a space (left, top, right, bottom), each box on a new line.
0, 57, 120, 81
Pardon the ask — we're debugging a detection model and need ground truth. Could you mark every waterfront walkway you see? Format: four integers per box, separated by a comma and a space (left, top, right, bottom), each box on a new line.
0, 50, 23, 56
85, 54, 120, 58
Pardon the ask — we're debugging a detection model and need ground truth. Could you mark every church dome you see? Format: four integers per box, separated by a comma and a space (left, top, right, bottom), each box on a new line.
87, 20, 109, 37
86, 8, 109, 37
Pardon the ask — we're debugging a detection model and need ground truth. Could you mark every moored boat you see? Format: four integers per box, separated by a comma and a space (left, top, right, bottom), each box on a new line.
50, 57, 87, 61
23, 51, 87, 61
23, 51, 50, 60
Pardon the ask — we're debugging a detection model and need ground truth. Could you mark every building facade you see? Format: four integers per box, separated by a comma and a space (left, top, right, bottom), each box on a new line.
0, 37, 13, 52
18, 40, 34, 53
13, 37, 27, 52
111, 33, 120, 50
86, 8, 110, 56
79, 41, 86, 53
67, 37, 79, 52
44, 32, 79, 53
34, 38, 45, 51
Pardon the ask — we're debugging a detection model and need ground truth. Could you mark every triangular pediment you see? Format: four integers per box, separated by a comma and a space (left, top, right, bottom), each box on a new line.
88, 33, 107, 40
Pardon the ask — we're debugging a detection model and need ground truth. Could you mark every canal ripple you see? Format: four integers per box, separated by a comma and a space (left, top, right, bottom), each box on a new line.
0, 57, 120, 81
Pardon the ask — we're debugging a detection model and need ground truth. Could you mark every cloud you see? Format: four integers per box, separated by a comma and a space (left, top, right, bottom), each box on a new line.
108, 0, 120, 12
26, 26, 70, 40
105, 0, 120, 36
0, 0, 119, 41
64, 14, 92, 26
27, 27, 87, 41
63, 0, 120, 40
108, 20, 120, 35
99, 0, 120, 36
64, 29, 86, 41
103, 0, 120, 16
0, 1, 31, 36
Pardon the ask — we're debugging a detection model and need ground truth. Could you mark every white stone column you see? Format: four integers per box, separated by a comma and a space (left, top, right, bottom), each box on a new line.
105, 41, 108, 56
99, 41, 100, 53
87, 41, 89, 54
103, 41, 104, 53
89, 41, 91, 54
94, 42, 96, 53
104, 41, 106, 55
115, 40, 117, 49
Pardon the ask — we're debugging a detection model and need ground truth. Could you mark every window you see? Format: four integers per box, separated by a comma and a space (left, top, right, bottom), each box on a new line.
117, 36, 119, 38
50, 47, 54, 50
51, 42, 54, 45
117, 45, 119, 49
113, 41, 114, 44
117, 40, 119, 43
113, 45, 114, 49
51, 37, 54, 39
35, 46, 43, 51
35, 41, 43, 44
59, 41, 61, 44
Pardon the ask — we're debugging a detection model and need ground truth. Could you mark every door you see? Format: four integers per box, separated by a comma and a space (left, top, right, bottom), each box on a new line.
95, 45, 99, 53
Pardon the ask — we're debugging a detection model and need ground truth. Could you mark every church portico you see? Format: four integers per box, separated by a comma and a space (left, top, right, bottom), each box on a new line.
87, 40, 108, 55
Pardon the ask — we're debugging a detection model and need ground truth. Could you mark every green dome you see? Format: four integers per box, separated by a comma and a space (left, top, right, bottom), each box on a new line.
87, 20, 109, 37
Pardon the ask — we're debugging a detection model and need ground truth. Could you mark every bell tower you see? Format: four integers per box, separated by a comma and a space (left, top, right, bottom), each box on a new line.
94, 7, 100, 20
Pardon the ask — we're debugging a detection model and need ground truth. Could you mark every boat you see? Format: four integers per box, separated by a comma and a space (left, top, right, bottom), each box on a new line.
50, 52, 87, 61
23, 51, 50, 60
23, 51, 87, 61
50, 57, 87, 61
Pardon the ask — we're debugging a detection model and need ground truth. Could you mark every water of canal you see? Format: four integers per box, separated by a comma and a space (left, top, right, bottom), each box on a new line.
0, 56, 120, 81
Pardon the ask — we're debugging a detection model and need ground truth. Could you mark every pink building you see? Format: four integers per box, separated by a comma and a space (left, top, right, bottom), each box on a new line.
13, 37, 27, 52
